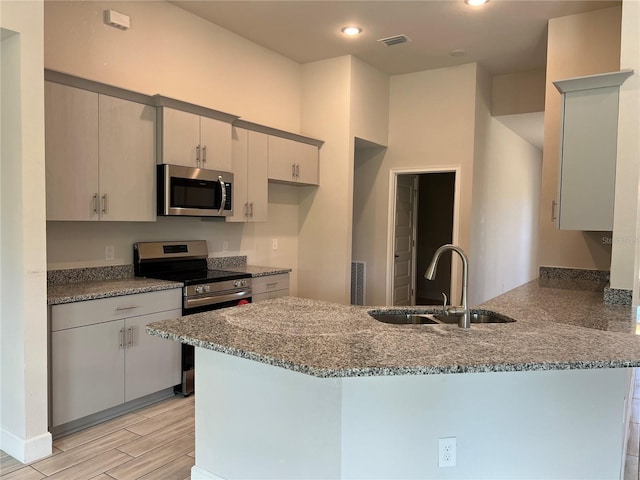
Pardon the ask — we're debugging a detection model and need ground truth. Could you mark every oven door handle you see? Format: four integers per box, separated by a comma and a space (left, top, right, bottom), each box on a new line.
184, 290, 252, 310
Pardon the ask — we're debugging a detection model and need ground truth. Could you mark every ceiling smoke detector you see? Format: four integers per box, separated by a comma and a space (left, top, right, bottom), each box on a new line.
377, 34, 411, 47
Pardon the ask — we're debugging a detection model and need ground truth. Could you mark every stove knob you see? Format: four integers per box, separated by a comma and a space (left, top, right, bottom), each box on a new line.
195, 286, 203, 294
203, 285, 210, 293
241, 280, 248, 287
234, 280, 240, 288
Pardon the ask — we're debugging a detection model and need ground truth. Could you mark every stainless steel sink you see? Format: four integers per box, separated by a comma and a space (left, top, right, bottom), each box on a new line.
369, 313, 439, 325
368, 309, 515, 325
432, 311, 515, 324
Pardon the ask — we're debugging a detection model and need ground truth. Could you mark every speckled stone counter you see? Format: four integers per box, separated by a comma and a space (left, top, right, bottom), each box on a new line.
48, 277, 183, 305
147, 278, 640, 378
223, 265, 292, 277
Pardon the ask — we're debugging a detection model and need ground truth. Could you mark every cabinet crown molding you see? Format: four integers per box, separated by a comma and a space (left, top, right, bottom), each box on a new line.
553, 69, 634, 94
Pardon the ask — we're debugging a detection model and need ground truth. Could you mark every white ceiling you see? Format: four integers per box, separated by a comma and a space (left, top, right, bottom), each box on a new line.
170, 0, 619, 76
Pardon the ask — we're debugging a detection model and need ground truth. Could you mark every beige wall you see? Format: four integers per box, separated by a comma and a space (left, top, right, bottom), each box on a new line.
352, 64, 477, 305
44, 1, 302, 131
43, 1, 305, 291
0, 0, 51, 463
298, 56, 353, 303
613, 0, 640, 293
350, 57, 390, 147
539, 6, 621, 270
470, 65, 542, 305
492, 68, 546, 116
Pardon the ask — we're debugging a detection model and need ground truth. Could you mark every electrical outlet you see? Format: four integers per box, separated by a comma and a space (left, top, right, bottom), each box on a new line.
438, 437, 456, 467
272, 239, 278, 250
105, 245, 115, 261
222, 240, 229, 252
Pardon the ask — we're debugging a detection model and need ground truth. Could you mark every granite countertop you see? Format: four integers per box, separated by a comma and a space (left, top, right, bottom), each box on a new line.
46, 262, 289, 305
147, 278, 640, 378
223, 265, 292, 277
48, 277, 183, 305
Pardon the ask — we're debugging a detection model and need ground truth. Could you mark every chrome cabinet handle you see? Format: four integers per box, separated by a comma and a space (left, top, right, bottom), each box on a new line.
295, 164, 300, 178
92, 194, 98, 214
196, 144, 201, 167
551, 200, 558, 222
127, 327, 133, 348
116, 304, 139, 311
243, 202, 248, 217
119, 328, 124, 349
202, 145, 207, 165
291, 163, 296, 178
249, 202, 254, 217
101, 194, 107, 214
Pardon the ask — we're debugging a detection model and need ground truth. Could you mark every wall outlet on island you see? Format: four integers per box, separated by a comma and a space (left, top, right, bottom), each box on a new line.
105, 245, 115, 261
272, 239, 278, 250
438, 437, 456, 467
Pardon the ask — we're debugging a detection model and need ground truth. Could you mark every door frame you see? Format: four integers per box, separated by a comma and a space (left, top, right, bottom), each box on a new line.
386, 166, 461, 306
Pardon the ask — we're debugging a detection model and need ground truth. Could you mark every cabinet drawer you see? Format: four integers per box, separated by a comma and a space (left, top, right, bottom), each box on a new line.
51, 289, 182, 331
252, 274, 290, 295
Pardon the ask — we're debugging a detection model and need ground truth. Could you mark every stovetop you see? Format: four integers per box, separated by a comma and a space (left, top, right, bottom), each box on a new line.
142, 269, 251, 286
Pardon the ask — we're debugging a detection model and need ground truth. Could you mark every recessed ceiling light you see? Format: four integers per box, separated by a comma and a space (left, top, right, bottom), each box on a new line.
449, 49, 465, 57
465, 0, 489, 5
341, 26, 363, 36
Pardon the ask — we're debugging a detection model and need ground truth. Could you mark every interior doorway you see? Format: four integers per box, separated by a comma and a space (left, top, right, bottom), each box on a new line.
391, 170, 457, 306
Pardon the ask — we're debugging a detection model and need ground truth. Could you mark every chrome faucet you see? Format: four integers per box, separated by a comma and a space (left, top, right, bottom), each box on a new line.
424, 244, 470, 329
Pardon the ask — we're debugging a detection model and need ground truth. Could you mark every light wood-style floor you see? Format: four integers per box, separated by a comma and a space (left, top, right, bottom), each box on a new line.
0, 396, 195, 480
3, 376, 640, 479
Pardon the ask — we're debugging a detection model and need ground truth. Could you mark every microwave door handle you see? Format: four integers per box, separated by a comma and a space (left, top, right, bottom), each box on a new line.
218, 176, 226, 216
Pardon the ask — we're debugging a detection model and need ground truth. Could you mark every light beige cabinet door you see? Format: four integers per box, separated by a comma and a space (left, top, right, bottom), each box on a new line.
158, 107, 201, 167
200, 116, 232, 172
295, 142, 319, 185
247, 131, 268, 222
51, 320, 125, 427
268, 135, 319, 185
124, 309, 182, 402
228, 128, 268, 222
99, 95, 156, 221
252, 273, 290, 302
45, 81, 100, 221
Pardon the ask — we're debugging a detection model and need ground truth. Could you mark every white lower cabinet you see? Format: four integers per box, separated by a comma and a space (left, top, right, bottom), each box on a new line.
252, 273, 290, 302
50, 289, 182, 428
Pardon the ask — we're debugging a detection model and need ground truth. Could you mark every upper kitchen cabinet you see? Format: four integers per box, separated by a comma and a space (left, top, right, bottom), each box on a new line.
268, 135, 320, 186
154, 96, 239, 172
227, 125, 268, 223
45, 75, 156, 222
553, 70, 633, 231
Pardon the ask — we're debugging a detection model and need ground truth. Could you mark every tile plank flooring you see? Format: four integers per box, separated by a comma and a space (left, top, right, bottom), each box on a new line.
1, 396, 194, 480
3, 378, 640, 479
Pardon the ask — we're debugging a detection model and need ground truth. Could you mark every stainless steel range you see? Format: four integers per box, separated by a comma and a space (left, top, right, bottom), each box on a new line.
134, 240, 251, 395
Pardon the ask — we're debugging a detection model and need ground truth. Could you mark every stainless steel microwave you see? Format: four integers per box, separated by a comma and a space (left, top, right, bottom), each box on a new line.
157, 164, 233, 217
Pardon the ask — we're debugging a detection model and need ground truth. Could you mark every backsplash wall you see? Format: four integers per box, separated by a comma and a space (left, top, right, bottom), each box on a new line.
46, 184, 300, 295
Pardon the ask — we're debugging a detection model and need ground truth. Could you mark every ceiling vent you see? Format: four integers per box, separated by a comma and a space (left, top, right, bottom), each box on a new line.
377, 34, 411, 47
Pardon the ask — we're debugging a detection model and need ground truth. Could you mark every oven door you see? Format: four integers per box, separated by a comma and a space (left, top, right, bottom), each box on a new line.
177, 292, 251, 396
158, 164, 233, 217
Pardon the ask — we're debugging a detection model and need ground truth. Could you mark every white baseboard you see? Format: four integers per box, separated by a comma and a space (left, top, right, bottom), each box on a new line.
191, 465, 225, 479
0, 428, 52, 464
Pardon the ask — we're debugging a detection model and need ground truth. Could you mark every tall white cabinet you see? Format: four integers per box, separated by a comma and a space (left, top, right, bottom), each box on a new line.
228, 127, 268, 222
45, 80, 156, 222
553, 70, 633, 231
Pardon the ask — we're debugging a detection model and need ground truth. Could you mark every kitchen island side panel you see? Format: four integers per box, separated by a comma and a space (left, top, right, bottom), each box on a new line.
193, 348, 342, 480
341, 368, 630, 479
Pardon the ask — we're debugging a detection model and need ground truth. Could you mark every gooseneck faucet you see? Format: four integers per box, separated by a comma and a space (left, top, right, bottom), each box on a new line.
424, 244, 470, 329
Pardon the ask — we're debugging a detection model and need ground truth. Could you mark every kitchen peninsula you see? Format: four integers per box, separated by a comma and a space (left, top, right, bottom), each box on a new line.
148, 279, 640, 479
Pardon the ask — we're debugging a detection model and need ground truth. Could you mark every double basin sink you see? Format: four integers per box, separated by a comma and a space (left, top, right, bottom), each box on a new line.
369, 309, 515, 325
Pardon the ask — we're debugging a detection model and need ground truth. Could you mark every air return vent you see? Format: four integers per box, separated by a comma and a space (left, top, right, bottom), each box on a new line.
377, 34, 411, 47
351, 261, 366, 306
